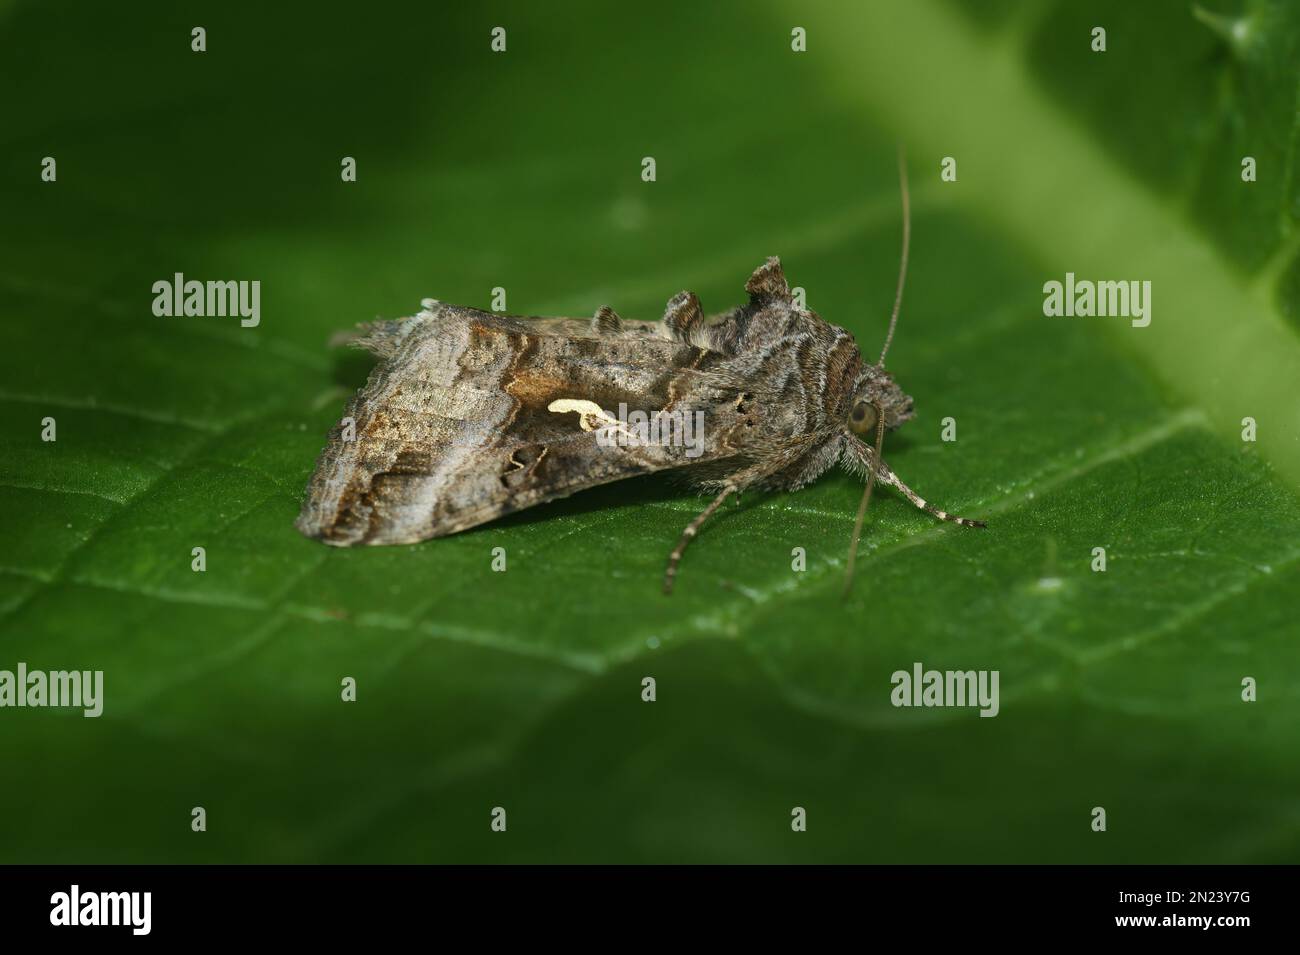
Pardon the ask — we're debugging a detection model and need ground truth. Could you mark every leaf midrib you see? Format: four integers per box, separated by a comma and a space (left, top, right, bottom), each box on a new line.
788, 0, 1300, 487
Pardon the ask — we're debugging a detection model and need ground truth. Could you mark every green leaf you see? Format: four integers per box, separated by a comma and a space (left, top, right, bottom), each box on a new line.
1, 0, 1297, 862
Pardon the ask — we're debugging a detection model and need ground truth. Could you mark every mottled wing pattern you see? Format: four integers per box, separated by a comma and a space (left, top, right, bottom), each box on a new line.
298, 305, 739, 545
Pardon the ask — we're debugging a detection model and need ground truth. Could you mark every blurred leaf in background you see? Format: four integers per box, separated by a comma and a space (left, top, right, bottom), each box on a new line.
0, 0, 1297, 862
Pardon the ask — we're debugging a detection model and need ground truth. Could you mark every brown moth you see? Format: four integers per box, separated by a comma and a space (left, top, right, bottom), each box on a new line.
296, 158, 986, 592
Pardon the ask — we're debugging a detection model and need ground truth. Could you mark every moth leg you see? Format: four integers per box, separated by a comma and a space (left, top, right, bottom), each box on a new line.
662, 484, 738, 595
880, 465, 986, 528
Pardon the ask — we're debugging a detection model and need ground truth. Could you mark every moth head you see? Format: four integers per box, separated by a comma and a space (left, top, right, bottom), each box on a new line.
846, 365, 914, 438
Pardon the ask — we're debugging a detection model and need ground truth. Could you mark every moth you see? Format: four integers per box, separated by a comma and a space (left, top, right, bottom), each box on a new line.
296, 157, 986, 592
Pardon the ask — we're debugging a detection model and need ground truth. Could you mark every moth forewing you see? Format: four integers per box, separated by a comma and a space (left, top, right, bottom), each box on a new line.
296, 303, 755, 547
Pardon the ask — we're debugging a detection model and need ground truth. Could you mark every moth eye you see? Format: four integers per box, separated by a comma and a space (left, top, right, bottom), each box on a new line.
848, 401, 878, 437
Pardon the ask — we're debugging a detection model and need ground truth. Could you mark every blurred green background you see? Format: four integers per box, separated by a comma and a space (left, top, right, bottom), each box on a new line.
1, 0, 1298, 862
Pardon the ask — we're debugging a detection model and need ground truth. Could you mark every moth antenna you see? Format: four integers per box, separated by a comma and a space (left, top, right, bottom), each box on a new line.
878, 145, 910, 368
842, 405, 887, 597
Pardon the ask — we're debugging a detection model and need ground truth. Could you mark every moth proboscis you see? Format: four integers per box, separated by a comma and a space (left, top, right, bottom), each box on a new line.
296, 150, 986, 594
